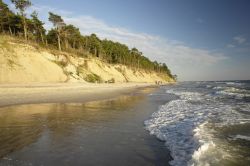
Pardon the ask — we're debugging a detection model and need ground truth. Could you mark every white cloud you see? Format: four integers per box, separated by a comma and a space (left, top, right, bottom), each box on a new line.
233, 36, 246, 44
63, 15, 227, 79
9, 4, 228, 81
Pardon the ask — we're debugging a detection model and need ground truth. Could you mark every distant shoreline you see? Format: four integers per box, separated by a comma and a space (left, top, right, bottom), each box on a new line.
0, 83, 158, 107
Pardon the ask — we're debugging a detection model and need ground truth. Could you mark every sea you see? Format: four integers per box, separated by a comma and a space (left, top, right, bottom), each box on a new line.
145, 80, 250, 166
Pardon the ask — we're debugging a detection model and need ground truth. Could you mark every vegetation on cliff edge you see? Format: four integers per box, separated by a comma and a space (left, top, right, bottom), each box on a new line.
0, 0, 175, 79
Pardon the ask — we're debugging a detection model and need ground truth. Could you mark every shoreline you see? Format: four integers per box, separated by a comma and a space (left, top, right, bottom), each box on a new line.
0, 83, 157, 107
0, 84, 172, 166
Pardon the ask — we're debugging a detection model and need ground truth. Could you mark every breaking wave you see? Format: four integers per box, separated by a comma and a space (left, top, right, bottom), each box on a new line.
145, 81, 250, 166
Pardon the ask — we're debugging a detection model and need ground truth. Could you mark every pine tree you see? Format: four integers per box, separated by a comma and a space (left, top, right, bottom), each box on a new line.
31, 11, 45, 44
11, 0, 31, 40
48, 12, 65, 51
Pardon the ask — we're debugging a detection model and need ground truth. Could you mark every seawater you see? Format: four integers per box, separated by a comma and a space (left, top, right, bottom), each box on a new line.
145, 81, 250, 166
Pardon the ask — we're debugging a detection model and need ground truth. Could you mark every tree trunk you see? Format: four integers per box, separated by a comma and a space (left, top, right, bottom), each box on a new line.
57, 33, 61, 51
94, 47, 97, 56
8, 26, 12, 35
85, 38, 88, 49
137, 59, 140, 70
23, 21, 27, 39
73, 40, 76, 49
40, 32, 44, 44
22, 14, 28, 40
65, 38, 69, 50
41, 33, 45, 44
0, 23, 4, 33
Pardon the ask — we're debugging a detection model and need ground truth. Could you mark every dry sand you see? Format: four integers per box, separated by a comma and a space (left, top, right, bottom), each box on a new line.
0, 36, 173, 107
0, 35, 174, 84
0, 83, 155, 107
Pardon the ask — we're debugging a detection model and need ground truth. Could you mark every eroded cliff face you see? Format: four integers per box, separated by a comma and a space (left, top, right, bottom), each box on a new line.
0, 36, 174, 84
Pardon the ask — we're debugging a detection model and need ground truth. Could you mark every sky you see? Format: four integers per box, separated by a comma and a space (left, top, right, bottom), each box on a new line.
5, 0, 250, 81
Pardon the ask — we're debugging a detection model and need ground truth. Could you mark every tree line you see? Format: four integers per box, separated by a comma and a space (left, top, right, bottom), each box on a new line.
0, 0, 173, 77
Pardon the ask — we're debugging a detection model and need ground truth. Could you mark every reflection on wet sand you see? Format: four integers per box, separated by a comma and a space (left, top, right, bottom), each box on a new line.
0, 87, 171, 166
0, 94, 144, 159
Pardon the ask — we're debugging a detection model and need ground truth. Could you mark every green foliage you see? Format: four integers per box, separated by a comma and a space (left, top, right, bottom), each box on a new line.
85, 74, 102, 83
102, 39, 130, 63
46, 28, 57, 47
0, 0, 18, 34
30, 11, 45, 43
10, 0, 31, 14
48, 12, 65, 51
48, 12, 64, 28
86, 34, 102, 57
62, 24, 81, 49
11, 0, 31, 40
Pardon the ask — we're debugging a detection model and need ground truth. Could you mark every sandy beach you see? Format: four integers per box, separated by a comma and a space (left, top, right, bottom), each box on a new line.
0, 83, 154, 107
0, 84, 172, 166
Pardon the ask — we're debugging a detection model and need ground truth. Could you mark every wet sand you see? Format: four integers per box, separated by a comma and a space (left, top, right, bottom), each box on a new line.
0, 86, 172, 166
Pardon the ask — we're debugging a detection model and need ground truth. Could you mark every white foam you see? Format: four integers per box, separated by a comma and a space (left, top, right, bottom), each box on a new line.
213, 86, 224, 90
145, 90, 211, 165
206, 85, 212, 88
145, 86, 250, 166
191, 142, 215, 166
191, 121, 232, 166
216, 87, 250, 98
226, 82, 244, 86
225, 87, 248, 93
230, 135, 250, 141
166, 89, 203, 101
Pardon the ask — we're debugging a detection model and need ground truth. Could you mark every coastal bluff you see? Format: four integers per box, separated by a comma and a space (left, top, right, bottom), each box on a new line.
0, 36, 174, 84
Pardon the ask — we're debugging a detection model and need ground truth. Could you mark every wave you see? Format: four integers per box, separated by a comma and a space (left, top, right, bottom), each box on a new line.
145, 99, 201, 166
225, 82, 244, 86
145, 86, 250, 166
216, 87, 250, 98
212, 86, 224, 90
228, 134, 250, 141
145, 90, 211, 165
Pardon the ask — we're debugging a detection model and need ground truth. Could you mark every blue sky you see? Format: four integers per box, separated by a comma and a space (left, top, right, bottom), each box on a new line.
5, 0, 250, 81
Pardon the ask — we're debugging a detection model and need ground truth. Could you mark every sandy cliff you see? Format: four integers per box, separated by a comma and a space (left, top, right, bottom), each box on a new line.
0, 36, 174, 84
